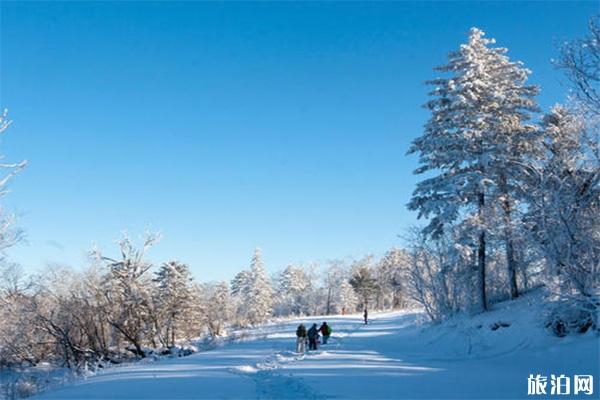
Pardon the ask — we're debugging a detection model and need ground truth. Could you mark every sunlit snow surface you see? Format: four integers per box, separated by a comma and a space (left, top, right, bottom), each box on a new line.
36, 293, 599, 399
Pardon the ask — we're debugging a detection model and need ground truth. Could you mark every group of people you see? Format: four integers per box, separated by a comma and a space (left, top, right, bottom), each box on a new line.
295, 322, 332, 353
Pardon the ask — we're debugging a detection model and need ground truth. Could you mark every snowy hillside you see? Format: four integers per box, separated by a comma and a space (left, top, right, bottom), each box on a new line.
34, 290, 599, 399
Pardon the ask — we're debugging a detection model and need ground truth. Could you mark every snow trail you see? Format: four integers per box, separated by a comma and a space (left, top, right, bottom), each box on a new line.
34, 300, 599, 399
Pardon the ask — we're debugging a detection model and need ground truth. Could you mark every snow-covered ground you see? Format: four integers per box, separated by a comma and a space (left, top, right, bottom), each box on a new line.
34, 291, 599, 399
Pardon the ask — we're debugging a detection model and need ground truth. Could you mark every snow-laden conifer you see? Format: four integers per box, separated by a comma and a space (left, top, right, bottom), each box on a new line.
408, 28, 539, 309
240, 248, 273, 325
153, 261, 195, 347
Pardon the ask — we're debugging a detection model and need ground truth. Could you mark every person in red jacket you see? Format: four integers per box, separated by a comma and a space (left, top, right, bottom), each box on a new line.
319, 322, 332, 344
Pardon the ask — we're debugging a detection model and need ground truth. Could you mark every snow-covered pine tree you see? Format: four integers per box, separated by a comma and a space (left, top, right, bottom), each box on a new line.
230, 269, 252, 325
275, 265, 312, 316
408, 28, 539, 310
231, 270, 251, 297
349, 260, 377, 311
245, 248, 273, 325
153, 260, 194, 347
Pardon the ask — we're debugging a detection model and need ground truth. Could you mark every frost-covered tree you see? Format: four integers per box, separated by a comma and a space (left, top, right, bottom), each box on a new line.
153, 261, 194, 347
376, 248, 409, 309
558, 15, 600, 115
0, 264, 44, 367
522, 104, 600, 334
0, 110, 26, 256
243, 248, 273, 325
403, 227, 472, 321
230, 269, 252, 325
231, 270, 251, 297
323, 260, 346, 314
336, 280, 358, 315
0, 111, 31, 368
408, 28, 539, 310
275, 265, 312, 316
349, 259, 377, 311
530, 105, 599, 296
91, 232, 160, 357
202, 281, 231, 337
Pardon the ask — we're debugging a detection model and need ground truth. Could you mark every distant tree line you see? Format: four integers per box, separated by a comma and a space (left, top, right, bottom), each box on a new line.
0, 235, 410, 371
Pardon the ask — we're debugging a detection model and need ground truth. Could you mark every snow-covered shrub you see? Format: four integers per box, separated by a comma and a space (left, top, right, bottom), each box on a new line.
546, 293, 599, 337
200, 281, 231, 337
0, 375, 40, 399
404, 229, 466, 322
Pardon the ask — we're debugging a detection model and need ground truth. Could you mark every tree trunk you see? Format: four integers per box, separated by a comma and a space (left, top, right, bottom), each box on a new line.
133, 342, 145, 358
393, 289, 402, 309
478, 191, 488, 312
506, 234, 519, 299
500, 175, 519, 299
520, 265, 529, 291
171, 322, 176, 348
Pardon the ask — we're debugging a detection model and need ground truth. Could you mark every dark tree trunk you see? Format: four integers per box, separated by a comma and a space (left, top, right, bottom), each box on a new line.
325, 287, 332, 315
500, 174, 519, 299
478, 191, 488, 312
506, 234, 519, 299
133, 342, 145, 358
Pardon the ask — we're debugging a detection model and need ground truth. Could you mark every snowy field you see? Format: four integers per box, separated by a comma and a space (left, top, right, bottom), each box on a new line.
33, 292, 599, 400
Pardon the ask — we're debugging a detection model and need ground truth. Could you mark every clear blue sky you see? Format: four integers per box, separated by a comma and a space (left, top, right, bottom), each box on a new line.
0, 1, 597, 282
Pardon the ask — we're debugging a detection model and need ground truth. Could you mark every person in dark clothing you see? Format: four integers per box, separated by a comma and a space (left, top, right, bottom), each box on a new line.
296, 324, 307, 353
319, 322, 331, 344
364, 308, 368, 325
307, 323, 319, 350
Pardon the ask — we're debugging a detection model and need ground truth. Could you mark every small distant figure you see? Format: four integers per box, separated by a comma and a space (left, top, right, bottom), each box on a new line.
319, 322, 332, 344
364, 308, 368, 325
307, 323, 319, 350
295, 323, 307, 353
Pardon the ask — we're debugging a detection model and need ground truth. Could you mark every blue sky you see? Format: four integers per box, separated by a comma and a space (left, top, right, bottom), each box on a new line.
0, 1, 597, 282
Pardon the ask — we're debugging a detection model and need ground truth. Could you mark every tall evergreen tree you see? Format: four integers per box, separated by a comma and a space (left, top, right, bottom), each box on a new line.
231, 270, 251, 297
349, 265, 377, 311
275, 265, 312, 316
153, 261, 194, 347
408, 28, 539, 310
246, 248, 273, 324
